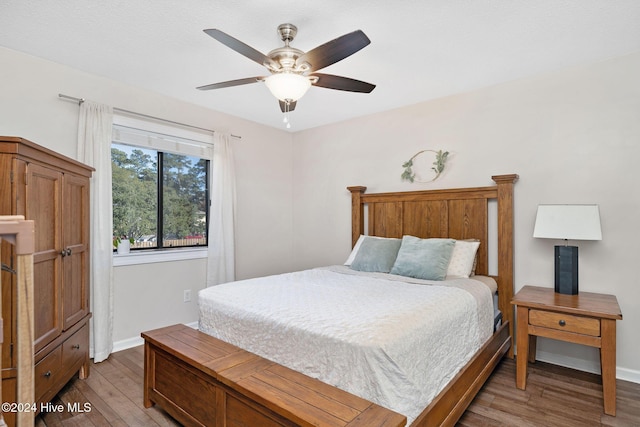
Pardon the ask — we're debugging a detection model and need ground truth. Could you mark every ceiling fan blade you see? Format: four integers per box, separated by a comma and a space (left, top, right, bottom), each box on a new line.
204, 29, 275, 68
279, 100, 297, 113
196, 77, 264, 91
310, 73, 376, 93
297, 30, 370, 72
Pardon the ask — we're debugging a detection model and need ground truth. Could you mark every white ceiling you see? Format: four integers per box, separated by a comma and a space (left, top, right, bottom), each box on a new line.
2, 1, 640, 132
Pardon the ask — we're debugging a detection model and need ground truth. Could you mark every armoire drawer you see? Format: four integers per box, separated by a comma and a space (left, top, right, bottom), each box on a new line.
35, 346, 61, 403
34, 323, 90, 405
62, 323, 89, 375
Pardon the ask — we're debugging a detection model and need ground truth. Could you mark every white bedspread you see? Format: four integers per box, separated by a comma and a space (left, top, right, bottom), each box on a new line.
198, 265, 493, 424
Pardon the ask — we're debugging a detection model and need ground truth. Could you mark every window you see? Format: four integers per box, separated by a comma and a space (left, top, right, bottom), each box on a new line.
111, 120, 212, 251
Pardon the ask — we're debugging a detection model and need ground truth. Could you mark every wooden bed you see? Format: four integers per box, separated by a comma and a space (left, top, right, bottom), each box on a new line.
348, 174, 518, 426
143, 174, 518, 427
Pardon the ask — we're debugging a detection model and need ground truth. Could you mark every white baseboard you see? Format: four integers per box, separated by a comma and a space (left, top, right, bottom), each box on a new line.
112, 321, 199, 353
535, 350, 640, 384
617, 366, 640, 384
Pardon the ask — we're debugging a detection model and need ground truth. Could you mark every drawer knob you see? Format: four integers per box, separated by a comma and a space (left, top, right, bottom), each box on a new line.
44, 370, 52, 378
559, 320, 566, 327
72, 344, 80, 350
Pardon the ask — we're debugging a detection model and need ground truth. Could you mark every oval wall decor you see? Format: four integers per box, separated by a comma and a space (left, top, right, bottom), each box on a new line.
401, 149, 449, 183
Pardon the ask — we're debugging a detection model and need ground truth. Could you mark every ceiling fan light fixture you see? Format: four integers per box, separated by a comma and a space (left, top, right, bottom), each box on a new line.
264, 73, 311, 102
199, 24, 375, 118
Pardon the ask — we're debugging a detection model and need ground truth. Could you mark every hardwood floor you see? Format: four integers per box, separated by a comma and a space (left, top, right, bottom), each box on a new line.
457, 359, 640, 427
35, 346, 640, 427
36, 345, 179, 427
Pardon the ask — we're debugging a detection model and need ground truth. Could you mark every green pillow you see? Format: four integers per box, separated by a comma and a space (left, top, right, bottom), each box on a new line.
350, 236, 402, 273
390, 236, 456, 281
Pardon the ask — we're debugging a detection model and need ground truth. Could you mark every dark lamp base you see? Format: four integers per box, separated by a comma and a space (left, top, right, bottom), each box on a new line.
555, 245, 578, 295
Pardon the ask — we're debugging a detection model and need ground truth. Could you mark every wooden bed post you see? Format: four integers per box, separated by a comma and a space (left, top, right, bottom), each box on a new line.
492, 174, 519, 359
0, 216, 35, 427
347, 186, 367, 247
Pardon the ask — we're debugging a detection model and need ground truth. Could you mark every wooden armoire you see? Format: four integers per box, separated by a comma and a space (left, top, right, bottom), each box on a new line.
0, 136, 93, 425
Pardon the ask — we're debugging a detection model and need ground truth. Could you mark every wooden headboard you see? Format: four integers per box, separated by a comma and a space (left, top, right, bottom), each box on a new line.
348, 174, 518, 356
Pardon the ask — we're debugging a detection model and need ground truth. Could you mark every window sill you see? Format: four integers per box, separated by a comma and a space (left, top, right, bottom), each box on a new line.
113, 247, 208, 266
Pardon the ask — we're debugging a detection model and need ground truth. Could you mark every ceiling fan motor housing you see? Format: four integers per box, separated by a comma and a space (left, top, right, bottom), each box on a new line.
268, 24, 309, 73
267, 46, 306, 72
277, 23, 297, 43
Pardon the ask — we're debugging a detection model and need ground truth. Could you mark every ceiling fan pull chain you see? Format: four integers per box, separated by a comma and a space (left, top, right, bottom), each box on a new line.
282, 99, 292, 129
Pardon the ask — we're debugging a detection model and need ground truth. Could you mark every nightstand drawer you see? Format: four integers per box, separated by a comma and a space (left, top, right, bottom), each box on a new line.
529, 309, 600, 336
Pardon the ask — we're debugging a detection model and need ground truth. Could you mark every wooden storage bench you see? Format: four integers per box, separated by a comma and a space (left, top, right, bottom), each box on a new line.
142, 324, 407, 427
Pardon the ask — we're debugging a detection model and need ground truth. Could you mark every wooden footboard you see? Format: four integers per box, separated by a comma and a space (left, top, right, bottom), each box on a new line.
142, 324, 407, 427
143, 323, 509, 427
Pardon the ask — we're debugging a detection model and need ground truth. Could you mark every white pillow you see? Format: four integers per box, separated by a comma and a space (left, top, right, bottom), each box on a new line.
446, 239, 481, 279
344, 235, 366, 265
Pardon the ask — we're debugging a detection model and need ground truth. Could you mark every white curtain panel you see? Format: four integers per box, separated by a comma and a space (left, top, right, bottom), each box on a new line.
77, 101, 114, 363
207, 132, 237, 286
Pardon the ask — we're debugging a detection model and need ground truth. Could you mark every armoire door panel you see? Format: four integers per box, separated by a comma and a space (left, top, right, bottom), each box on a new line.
62, 174, 88, 246
62, 251, 87, 329
25, 162, 64, 351
24, 163, 62, 254
33, 258, 62, 352
62, 173, 90, 330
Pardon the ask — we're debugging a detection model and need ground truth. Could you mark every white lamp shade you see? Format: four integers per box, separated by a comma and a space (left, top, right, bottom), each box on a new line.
533, 204, 602, 241
264, 73, 311, 102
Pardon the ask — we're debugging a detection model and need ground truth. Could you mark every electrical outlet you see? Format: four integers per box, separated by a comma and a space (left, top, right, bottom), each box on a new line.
183, 289, 191, 303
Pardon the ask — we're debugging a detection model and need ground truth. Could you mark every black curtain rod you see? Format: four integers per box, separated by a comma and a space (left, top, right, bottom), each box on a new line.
58, 93, 241, 139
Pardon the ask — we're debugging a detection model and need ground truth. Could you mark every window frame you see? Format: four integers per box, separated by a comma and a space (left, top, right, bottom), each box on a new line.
111, 114, 214, 263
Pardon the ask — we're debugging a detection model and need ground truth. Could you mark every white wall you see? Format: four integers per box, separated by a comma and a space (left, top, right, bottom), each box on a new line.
0, 47, 295, 345
292, 52, 640, 381
3, 45, 639, 382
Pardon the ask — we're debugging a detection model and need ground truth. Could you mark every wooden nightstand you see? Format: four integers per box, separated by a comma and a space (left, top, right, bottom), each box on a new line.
511, 285, 623, 416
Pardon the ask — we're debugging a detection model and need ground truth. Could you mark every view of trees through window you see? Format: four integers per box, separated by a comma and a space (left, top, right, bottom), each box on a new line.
112, 142, 209, 250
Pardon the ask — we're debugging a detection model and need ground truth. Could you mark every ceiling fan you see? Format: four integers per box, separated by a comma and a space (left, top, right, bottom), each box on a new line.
197, 23, 376, 114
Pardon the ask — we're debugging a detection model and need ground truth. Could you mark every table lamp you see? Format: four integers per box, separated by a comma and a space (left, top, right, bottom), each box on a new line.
533, 204, 602, 294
